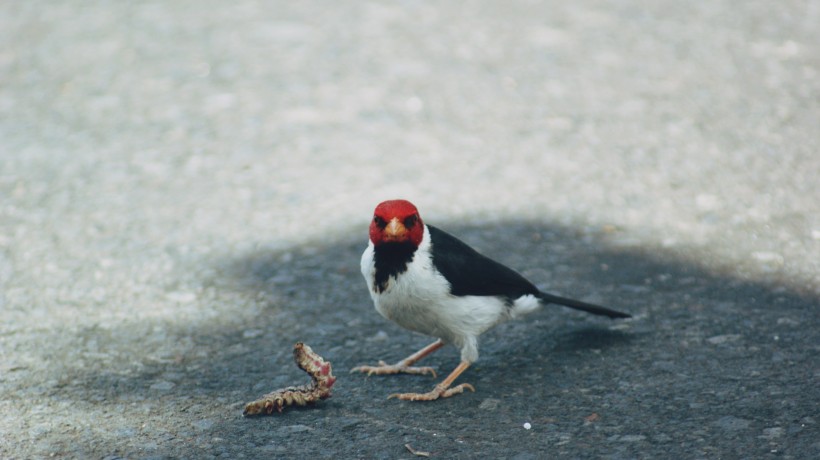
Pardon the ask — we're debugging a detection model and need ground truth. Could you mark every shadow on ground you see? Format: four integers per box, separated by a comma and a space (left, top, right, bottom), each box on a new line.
28, 220, 820, 458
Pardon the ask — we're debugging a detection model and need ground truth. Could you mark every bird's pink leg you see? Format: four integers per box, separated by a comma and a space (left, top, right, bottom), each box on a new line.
388, 361, 475, 401
351, 339, 444, 378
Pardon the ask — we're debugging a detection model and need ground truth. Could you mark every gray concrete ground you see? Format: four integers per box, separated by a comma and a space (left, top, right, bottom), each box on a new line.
1, 1, 819, 458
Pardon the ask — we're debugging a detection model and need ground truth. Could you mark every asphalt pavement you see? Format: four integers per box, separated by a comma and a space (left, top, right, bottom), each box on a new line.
1, 1, 818, 458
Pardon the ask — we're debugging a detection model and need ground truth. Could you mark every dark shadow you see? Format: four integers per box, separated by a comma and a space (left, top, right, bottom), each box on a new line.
553, 326, 635, 352
28, 220, 820, 458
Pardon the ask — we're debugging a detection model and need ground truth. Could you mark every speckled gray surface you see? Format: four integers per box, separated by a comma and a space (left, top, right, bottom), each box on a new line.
1, 1, 818, 458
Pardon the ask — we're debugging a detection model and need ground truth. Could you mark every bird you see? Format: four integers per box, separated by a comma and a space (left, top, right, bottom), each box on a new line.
351, 199, 631, 401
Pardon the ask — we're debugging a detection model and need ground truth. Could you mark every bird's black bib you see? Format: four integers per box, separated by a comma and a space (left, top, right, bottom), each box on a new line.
372, 242, 417, 293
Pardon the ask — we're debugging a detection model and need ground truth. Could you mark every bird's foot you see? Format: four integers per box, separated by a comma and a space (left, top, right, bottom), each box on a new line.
350, 360, 437, 378
388, 382, 475, 401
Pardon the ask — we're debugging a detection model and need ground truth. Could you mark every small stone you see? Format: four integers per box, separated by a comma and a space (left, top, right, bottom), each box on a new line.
366, 330, 389, 342
695, 194, 720, 211
165, 291, 196, 303
192, 419, 214, 431
339, 417, 363, 430
523, 422, 532, 430
242, 329, 263, 339
760, 427, 785, 439
275, 425, 312, 435
751, 251, 784, 265
707, 334, 741, 345
149, 381, 175, 391
479, 398, 501, 411
618, 435, 647, 442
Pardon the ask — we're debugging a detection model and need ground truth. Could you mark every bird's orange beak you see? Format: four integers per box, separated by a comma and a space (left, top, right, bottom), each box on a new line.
383, 217, 408, 242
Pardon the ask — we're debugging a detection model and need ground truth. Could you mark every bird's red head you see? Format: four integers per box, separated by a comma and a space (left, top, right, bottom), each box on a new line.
369, 199, 424, 247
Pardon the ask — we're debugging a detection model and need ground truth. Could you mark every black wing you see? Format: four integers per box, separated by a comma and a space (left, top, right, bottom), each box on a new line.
427, 225, 539, 301
428, 225, 632, 318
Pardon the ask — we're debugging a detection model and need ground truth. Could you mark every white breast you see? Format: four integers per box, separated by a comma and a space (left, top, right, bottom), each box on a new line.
360, 225, 517, 362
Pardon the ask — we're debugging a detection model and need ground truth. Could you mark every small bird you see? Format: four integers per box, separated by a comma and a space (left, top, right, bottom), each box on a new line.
352, 199, 631, 401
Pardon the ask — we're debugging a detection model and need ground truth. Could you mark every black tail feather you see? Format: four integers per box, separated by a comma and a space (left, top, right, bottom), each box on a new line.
537, 292, 631, 319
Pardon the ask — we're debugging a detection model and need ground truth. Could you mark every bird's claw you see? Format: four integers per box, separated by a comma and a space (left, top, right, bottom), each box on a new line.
388, 382, 475, 401
350, 362, 437, 378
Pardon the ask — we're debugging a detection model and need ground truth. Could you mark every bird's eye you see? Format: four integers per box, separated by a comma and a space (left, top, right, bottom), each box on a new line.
373, 216, 387, 228
404, 214, 418, 228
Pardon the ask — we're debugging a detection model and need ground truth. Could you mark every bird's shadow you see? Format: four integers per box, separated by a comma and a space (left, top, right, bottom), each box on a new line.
554, 326, 635, 352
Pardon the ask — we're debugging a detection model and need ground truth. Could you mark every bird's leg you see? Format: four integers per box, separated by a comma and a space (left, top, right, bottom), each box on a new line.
351, 339, 444, 378
388, 361, 475, 401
